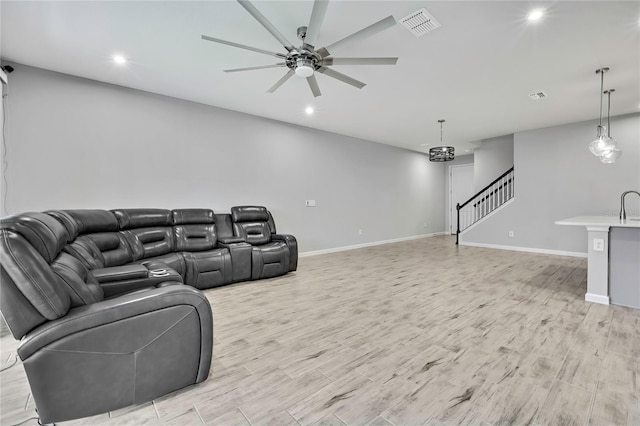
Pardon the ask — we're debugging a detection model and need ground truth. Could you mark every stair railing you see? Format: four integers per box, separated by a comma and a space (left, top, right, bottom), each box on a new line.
456, 166, 514, 244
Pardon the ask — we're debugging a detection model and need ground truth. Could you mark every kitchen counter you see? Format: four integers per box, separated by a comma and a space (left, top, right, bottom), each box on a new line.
555, 216, 640, 228
556, 216, 640, 308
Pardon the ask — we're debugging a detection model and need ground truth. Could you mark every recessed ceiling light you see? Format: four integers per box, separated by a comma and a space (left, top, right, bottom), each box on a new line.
305, 107, 314, 115
527, 9, 544, 21
112, 55, 127, 64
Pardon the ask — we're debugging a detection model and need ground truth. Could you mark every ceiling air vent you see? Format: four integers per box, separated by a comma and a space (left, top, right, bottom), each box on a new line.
400, 8, 441, 37
529, 91, 548, 100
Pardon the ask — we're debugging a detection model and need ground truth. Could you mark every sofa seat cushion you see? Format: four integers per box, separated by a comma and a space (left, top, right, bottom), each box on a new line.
183, 249, 233, 289
250, 241, 290, 280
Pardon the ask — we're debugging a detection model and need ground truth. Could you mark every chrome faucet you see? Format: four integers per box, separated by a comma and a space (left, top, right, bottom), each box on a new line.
620, 190, 640, 221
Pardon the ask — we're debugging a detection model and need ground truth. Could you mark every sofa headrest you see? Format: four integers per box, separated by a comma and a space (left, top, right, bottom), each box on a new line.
172, 209, 215, 225
46, 210, 79, 241
112, 209, 172, 230
63, 210, 119, 234
0, 212, 68, 262
231, 206, 269, 223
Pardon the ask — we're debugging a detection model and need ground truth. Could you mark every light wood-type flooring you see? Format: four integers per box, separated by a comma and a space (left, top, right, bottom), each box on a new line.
1, 236, 639, 425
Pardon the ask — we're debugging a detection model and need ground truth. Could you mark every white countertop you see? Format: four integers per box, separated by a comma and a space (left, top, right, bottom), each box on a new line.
555, 216, 640, 228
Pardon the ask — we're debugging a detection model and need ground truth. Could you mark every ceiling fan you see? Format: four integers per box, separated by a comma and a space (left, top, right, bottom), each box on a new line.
201, 0, 398, 97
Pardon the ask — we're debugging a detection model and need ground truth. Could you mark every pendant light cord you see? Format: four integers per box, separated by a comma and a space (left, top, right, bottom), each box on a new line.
606, 90, 611, 137
598, 69, 604, 126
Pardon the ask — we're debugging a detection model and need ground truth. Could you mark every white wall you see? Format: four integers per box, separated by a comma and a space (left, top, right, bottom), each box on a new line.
461, 113, 640, 254
0, 63, 447, 253
473, 134, 514, 191
444, 155, 474, 234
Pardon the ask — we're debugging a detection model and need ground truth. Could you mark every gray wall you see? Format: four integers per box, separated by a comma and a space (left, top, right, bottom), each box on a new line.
0, 64, 446, 253
473, 134, 514, 191
461, 113, 640, 254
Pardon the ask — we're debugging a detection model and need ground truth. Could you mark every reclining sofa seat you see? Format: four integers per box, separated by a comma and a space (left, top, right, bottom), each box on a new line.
171, 208, 234, 289
231, 206, 298, 279
0, 212, 213, 424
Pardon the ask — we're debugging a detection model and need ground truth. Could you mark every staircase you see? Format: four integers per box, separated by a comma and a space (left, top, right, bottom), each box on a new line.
456, 166, 514, 244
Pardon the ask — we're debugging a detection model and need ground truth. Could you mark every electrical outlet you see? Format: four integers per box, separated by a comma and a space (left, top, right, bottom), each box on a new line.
358, 229, 363, 235
508, 231, 514, 238
593, 239, 605, 252
423, 222, 428, 228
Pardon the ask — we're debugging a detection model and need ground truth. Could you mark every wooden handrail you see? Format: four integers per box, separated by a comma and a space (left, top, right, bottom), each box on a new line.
458, 166, 514, 210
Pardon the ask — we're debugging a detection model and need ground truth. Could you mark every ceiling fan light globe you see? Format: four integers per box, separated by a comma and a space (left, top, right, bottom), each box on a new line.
295, 64, 314, 77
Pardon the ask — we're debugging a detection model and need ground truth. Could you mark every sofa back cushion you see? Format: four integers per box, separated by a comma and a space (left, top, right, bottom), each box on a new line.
231, 206, 271, 246
124, 228, 175, 261
172, 209, 216, 252
0, 214, 72, 338
51, 252, 104, 307
1, 213, 69, 263
61, 210, 119, 234
71, 232, 134, 268
112, 209, 174, 261
46, 210, 80, 241
112, 209, 172, 230
215, 214, 234, 238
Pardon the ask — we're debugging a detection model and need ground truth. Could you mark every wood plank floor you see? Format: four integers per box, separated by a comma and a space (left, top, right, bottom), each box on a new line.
1, 236, 639, 425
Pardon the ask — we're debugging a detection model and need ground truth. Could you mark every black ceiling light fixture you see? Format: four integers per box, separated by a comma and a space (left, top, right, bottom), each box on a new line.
429, 119, 455, 162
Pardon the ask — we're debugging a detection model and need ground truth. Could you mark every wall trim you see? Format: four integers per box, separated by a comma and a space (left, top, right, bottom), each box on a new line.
458, 240, 587, 258
585, 293, 610, 305
300, 232, 447, 257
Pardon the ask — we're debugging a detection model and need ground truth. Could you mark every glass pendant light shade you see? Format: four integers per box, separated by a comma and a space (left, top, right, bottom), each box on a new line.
588, 125, 616, 156
599, 146, 622, 163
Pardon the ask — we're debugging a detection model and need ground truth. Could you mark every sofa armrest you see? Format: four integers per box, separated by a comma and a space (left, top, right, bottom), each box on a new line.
93, 263, 183, 298
218, 236, 244, 244
91, 264, 149, 283
16, 285, 213, 423
272, 234, 298, 271
18, 285, 212, 362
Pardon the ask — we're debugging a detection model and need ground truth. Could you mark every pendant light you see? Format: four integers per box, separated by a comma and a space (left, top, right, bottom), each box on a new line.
429, 119, 455, 162
588, 68, 617, 157
599, 89, 622, 163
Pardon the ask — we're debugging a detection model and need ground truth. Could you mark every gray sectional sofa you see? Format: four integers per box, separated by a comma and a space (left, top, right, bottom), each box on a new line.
0, 205, 297, 424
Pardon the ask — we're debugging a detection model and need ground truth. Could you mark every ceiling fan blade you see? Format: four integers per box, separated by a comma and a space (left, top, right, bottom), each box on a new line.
201, 35, 284, 58
304, 0, 329, 49
307, 74, 322, 97
267, 69, 295, 93
318, 15, 397, 57
224, 63, 287, 73
237, 0, 295, 52
323, 57, 398, 66
317, 66, 365, 89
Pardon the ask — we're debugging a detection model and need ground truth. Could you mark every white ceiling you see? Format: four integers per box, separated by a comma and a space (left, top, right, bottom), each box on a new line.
2, 1, 639, 154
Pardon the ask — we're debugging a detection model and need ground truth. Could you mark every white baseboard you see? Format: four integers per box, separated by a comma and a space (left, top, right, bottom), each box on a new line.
300, 232, 447, 257
585, 293, 610, 305
458, 241, 587, 258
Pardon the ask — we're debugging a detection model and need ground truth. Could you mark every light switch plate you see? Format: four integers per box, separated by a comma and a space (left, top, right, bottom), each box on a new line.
305, 200, 316, 207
